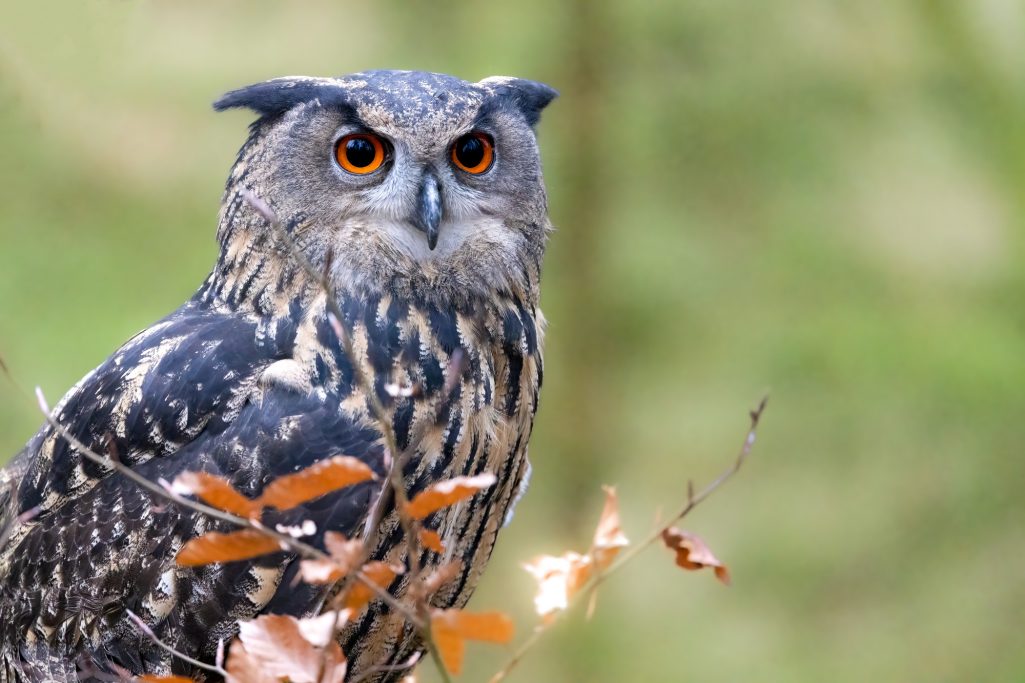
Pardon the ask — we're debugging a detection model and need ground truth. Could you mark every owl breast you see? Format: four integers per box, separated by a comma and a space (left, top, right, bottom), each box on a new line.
285, 285, 543, 679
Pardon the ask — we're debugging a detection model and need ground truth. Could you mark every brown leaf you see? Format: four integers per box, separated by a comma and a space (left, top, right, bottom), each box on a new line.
258, 456, 376, 511
661, 527, 731, 585
172, 471, 259, 518
430, 609, 515, 675
345, 561, 401, 612
225, 639, 277, 683
419, 528, 445, 553
225, 644, 271, 683
420, 561, 463, 600
299, 558, 345, 585
432, 628, 466, 677
176, 529, 281, 566
523, 552, 593, 622
324, 531, 363, 572
405, 473, 497, 520
590, 485, 629, 571
237, 615, 321, 683
318, 641, 348, 683
296, 610, 349, 648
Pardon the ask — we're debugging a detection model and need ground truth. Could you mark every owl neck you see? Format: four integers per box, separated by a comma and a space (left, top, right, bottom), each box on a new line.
197, 190, 544, 319
195, 202, 545, 324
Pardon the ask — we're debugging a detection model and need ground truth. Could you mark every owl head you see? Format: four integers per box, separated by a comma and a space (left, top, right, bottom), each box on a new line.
213, 70, 557, 306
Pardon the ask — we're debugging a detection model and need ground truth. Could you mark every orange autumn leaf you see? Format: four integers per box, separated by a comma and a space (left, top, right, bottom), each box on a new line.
172, 471, 260, 518
172, 457, 374, 519
299, 558, 345, 585
176, 529, 281, 566
521, 485, 629, 622
523, 552, 593, 622
419, 562, 463, 601
405, 473, 497, 520
138, 676, 196, 683
316, 641, 349, 683
324, 531, 364, 571
590, 485, 629, 571
227, 613, 349, 683
300, 532, 363, 585
419, 528, 446, 553
258, 456, 376, 511
661, 527, 731, 585
225, 639, 278, 683
430, 609, 515, 675
345, 561, 402, 611
237, 614, 321, 683
296, 610, 350, 648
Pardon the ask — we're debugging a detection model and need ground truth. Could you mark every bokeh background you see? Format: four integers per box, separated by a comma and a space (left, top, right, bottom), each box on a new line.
2, 1, 1024, 681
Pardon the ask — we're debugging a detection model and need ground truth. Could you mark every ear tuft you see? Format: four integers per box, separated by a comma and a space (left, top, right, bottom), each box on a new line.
480, 77, 559, 127
213, 77, 345, 118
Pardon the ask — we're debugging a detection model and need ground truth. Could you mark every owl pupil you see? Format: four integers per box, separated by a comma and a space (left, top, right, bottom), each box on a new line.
345, 138, 376, 168
456, 137, 484, 168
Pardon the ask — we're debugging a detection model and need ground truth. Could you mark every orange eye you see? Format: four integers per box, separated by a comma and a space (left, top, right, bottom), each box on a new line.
451, 132, 494, 174
335, 133, 386, 174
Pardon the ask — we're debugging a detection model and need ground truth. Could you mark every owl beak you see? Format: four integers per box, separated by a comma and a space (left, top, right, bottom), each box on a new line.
414, 173, 443, 250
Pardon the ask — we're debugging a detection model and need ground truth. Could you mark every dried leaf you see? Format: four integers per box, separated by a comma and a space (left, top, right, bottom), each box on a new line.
430, 609, 515, 675
296, 610, 349, 648
171, 471, 259, 518
258, 456, 376, 510
345, 562, 401, 612
225, 639, 277, 683
324, 531, 363, 572
405, 473, 497, 520
176, 529, 281, 566
591, 485, 629, 571
432, 629, 466, 677
238, 615, 321, 683
318, 641, 348, 683
419, 528, 445, 553
661, 527, 731, 585
523, 552, 593, 622
420, 562, 463, 600
299, 558, 345, 585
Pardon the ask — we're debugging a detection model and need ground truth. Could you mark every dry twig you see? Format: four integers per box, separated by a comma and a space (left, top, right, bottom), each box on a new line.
488, 396, 768, 683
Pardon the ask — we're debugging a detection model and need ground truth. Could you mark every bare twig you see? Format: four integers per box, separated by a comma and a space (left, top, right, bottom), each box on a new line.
126, 609, 228, 677
34, 388, 423, 629
348, 651, 422, 683
489, 396, 768, 683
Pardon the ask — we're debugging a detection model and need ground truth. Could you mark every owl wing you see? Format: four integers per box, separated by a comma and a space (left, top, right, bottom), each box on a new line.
0, 301, 385, 679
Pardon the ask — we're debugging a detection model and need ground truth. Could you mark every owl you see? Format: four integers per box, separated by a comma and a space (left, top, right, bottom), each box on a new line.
0, 70, 556, 682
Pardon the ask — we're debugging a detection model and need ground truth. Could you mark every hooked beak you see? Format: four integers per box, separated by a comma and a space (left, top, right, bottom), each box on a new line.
413, 172, 443, 251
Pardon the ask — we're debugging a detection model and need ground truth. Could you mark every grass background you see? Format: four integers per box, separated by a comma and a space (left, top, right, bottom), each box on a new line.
2, 1, 1023, 681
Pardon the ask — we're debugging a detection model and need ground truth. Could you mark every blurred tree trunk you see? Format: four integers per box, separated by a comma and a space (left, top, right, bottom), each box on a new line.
548, 0, 616, 525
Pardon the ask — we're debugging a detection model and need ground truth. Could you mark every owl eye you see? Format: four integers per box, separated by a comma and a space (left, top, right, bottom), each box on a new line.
451, 132, 494, 174
335, 134, 386, 174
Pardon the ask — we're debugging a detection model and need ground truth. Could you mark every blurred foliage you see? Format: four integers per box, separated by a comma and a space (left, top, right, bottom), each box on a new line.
2, 1, 1024, 681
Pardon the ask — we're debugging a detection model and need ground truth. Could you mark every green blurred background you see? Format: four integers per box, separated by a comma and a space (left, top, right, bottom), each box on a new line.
2, 1, 1024, 681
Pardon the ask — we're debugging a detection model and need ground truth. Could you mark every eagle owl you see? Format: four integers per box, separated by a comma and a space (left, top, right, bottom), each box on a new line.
0, 70, 556, 681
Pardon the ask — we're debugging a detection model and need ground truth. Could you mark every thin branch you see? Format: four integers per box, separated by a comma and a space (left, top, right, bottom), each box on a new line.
34, 388, 423, 629
125, 609, 228, 677
348, 651, 422, 683
489, 396, 768, 683
602, 394, 767, 576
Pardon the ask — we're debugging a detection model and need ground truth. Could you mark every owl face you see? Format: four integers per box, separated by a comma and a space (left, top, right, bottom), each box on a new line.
216, 71, 557, 301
